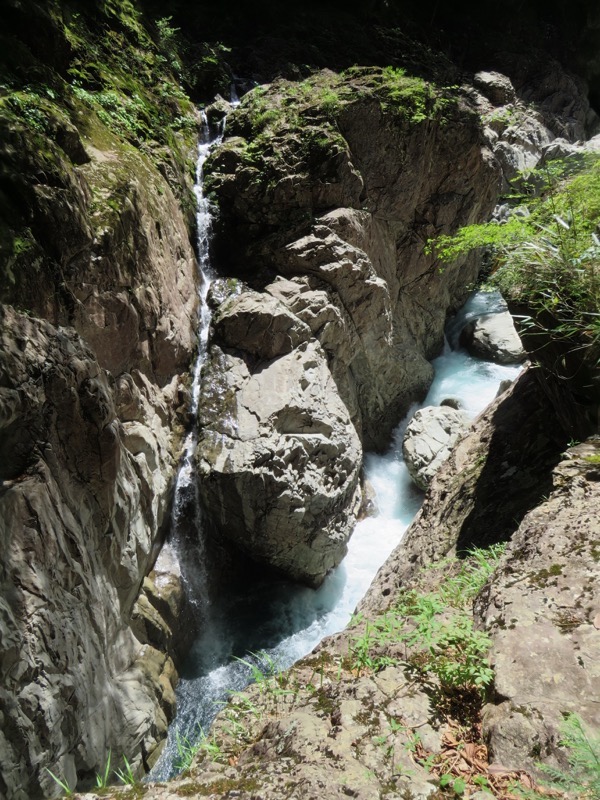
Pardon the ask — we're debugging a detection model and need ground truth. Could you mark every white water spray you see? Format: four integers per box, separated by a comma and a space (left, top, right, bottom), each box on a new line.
153, 113, 225, 612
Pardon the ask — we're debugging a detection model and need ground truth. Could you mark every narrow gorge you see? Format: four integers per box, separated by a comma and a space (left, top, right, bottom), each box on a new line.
0, 2, 599, 799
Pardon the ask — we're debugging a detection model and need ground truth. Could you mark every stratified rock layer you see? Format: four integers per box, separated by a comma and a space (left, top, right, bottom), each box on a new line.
0, 308, 180, 799
0, 16, 199, 790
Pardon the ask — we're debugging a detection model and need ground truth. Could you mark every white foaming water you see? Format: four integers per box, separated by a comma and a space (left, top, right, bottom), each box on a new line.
150, 299, 522, 779
154, 115, 226, 613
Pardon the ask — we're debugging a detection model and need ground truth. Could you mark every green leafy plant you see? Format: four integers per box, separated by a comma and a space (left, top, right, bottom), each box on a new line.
174, 728, 203, 772
540, 714, 600, 798
114, 754, 136, 786
439, 773, 466, 795
348, 546, 505, 696
429, 156, 600, 363
94, 750, 111, 789
396, 592, 493, 693
45, 768, 73, 796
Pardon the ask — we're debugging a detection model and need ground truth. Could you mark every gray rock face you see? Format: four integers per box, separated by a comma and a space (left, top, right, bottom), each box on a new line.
194, 71, 502, 586
0, 308, 180, 799
206, 71, 501, 449
0, 63, 199, 793
212, 289, 312, 359
470, 64, 595, 189
473, 71, 517, 106
402, 405, 470, 490
197, 290, 362, 586
460, 310, 525, 364
477, 441, 600, 773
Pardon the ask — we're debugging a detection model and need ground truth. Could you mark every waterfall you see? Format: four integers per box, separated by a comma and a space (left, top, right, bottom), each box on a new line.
153, 113, 224, 615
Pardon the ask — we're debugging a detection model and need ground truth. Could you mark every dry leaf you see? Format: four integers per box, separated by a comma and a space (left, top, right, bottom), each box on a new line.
488, 763, 513, 774
593, 612, 600, 629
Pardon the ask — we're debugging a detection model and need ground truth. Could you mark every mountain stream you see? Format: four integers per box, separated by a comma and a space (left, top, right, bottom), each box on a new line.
149, 120, 522, 780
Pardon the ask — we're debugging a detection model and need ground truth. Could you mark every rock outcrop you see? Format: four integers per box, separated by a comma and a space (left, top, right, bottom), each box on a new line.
75, 373, 598, 800
361, 365, 567, 611
197, 286, 362, 587
205, 69, 501, 449
460, 310, 525, 364
0, 4, 201, 793
0, 308, 181, 799
193, 69, 501, 584
477, 440, 600, 773
402, 405, 471, 490
468, 65, 596, 189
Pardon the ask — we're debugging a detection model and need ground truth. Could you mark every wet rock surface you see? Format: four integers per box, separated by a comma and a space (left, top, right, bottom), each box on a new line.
460, 310, 525, 364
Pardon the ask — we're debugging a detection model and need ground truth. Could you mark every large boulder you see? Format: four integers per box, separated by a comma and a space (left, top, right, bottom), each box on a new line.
212, 288, 312, 359
402, 405, 471, 490
460, 310, 525, 364
196, 290, 362, 587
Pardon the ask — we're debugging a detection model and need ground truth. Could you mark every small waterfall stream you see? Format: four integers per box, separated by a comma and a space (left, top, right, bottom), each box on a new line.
149, 117, 523, 781
152, 115, 224, 615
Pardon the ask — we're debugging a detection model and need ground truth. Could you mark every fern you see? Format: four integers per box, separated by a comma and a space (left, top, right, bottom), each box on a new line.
540, 714, 600, 798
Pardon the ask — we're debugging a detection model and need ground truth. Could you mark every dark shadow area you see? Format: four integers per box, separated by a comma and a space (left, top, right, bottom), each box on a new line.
455, 367, 570, 553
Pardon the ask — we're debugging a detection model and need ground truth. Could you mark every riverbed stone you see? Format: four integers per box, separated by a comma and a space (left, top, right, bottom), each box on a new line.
196, 331, 362, 587
460, 310, 525, 364
402, 405, 471, 490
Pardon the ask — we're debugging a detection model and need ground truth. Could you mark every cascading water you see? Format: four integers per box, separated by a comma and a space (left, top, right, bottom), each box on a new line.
152, 114, 225, 619
148, 88, 524, 786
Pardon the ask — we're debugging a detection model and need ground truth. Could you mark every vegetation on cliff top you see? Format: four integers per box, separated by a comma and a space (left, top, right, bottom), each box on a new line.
0, 0, 200, 304
218, 66, 461, 167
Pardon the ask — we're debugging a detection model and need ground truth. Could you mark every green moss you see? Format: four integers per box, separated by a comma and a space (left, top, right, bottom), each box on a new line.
217, 66, 457, 189
0, 0, 203, 311
174, 772, 260, 793
529, 563, 563, 587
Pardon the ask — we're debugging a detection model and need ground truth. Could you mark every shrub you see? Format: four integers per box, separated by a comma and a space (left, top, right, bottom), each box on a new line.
429, 156, 600, 363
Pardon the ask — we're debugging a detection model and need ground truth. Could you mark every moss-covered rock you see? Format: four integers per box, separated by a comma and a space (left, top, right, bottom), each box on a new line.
203, 67, 499, 448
